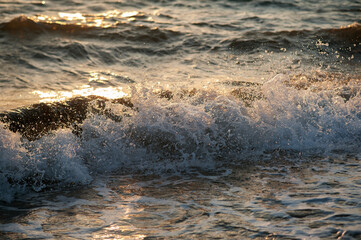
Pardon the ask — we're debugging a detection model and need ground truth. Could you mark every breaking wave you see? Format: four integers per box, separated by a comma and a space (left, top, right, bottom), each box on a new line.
1, 73, 360, 202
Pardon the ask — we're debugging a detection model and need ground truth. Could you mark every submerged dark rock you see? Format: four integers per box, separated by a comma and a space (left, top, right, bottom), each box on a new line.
0, 95, 133, 141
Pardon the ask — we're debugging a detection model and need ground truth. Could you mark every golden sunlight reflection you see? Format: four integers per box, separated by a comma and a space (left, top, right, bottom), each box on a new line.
120, 11, 139, 18
94, 224, 146, 240
89, 72, 109, 83
58, 12, 85, 22
32, 85, 127, 103
32, 10, 144, 28
92, 194, 147, 240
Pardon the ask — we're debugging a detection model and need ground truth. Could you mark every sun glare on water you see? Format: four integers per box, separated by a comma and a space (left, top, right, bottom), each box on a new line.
58, 12, 85, 21
31, 10, 143, 28
32, 86, 128, 103
32, 70, 130, 102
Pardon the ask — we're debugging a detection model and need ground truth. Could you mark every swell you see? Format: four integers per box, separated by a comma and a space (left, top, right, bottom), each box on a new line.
4, 16, 360, 55
0, 15, 182, 43
0, 15, 94, 36
3, 16, 360, 65
224, 23, 361, 53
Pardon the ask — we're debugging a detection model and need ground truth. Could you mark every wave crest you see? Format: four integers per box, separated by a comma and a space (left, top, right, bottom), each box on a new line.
0, 15, 181, 43
0, 15, 94, 37
1, 73, 360, 202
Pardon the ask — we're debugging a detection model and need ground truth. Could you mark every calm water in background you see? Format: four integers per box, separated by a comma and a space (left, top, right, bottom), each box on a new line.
0, 0, 361, 239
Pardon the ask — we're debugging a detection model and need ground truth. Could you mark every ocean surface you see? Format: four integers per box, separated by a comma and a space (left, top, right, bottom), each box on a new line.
0, 0, 361, 239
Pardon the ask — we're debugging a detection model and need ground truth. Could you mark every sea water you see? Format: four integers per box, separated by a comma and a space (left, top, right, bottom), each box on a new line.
0, 0, 360, 239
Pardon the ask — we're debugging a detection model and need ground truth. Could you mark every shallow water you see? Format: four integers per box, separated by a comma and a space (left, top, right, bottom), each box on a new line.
0, 0, 361, 239
1, 156, 361, 239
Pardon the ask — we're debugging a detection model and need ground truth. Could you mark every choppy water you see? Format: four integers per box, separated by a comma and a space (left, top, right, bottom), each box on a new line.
0, 0, 361, 239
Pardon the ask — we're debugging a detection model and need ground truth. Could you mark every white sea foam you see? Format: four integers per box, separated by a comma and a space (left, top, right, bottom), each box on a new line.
252, 74, 361, 152
1, 74, 360, 202
0, 126, 91, 202
0, 124, 28, 202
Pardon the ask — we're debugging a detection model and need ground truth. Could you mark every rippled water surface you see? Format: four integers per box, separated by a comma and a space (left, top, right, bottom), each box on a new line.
1, 156, 361, 239
0, 0, 360, 109
0, 0, 361, 239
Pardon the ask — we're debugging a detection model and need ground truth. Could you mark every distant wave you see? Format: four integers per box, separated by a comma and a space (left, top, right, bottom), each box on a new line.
0, 15, 182, 43
2, 15, 359, 63
224, 23, 361, 52
4, 15, 359, 55
323, 22, 361, 43
0, 15, 95, 35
